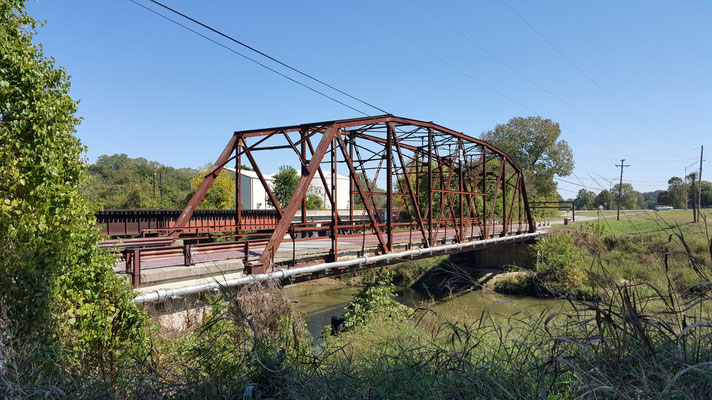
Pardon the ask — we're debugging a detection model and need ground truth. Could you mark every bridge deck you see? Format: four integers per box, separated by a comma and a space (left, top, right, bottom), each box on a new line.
115, 223, 538, 289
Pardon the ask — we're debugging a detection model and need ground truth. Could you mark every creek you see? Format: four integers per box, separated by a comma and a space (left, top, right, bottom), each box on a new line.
284, 283, 570, 338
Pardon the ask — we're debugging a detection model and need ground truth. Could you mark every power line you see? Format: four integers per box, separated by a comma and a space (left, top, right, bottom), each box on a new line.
499, 0, 669, 142
349, 2, 682, 170
557, 187, 579, 195
128, 0, 385, 116
145, 0, 389, 115
347, 2, 640, 160
411, 0, 658, 152
554, 177, 600, 191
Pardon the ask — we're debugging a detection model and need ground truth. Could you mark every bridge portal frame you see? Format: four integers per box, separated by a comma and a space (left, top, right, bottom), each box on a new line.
174, 115, 536, 273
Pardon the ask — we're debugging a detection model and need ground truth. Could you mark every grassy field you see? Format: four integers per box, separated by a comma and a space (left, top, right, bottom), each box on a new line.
575, 209, 706, 234
547, 209, 712, 295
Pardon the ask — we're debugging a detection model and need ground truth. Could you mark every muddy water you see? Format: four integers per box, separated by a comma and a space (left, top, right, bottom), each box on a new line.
284, 284, 569, 337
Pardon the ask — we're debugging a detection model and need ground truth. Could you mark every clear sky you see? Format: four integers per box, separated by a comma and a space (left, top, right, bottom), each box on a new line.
27, 0, 711, 197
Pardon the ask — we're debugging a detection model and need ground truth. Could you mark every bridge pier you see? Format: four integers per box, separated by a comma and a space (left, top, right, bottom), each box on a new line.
460, 242, 535, 270
412, 240, 537, 299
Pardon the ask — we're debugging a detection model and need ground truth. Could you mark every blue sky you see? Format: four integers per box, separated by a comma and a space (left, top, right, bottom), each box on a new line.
27, 0, 711, 197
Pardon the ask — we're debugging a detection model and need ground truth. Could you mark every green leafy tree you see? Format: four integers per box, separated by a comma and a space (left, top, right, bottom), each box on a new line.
189, 163, 236, 209
684, 173, 711, 211
574, 189, 597, 210
305, 192, 324, 209
481, 116, 574, 215
657, 177, 687, 209
271, 165, 300, 209
701, 181, 712, 208
0, 0, 144, 378
643, 190, 664, 209
595, 189, 613, 209
611, 183, 645, 210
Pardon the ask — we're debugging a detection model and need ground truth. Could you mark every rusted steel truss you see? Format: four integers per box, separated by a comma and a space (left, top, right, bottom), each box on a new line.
174, 115, 536, 273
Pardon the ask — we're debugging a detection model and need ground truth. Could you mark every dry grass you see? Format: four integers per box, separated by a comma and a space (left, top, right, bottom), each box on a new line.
226, 280, 295, 336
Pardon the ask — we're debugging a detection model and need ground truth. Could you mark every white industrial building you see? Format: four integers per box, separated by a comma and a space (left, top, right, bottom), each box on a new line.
224, 168, 350, 210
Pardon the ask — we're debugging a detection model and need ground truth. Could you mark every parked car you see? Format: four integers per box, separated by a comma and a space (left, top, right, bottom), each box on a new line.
654, 205, 673, 211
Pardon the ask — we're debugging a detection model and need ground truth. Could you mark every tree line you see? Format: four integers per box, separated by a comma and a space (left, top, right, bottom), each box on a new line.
571, 176, 712, 211
83, 154, 325, 210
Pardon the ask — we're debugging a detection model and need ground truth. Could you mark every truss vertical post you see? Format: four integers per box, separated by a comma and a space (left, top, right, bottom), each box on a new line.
520, 175, 536, 233
427, 128, 433, 246
330, 137, 338, 262
386, 122, 394, 251
235, 140, 241, 237
349, 133, 354, 233
458, 140, 464, 242
518, 176, 523, 232
501, 165, 507, 236
481, 149, 487, 238
301, 128, 307, 226
415, 148, 420, 219
489, 162, 505, 237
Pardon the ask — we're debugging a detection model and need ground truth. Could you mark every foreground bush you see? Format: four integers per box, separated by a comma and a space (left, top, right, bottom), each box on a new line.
534, 233, 589, 296
0, 0, 145, 389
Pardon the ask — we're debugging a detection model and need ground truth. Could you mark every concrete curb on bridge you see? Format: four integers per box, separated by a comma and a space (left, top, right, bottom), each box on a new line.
133, 231, 545, 305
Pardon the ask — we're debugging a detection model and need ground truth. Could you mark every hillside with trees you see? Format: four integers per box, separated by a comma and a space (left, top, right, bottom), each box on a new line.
84, 154, 196, 209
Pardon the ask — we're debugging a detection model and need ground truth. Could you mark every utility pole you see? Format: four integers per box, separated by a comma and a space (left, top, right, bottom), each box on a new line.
615, 159, 630, 221
684, 166, 690, 210
152, 172, 156, 198
690, 173, 697, 222
159, 171, 163, 199
698, 145, 704, 222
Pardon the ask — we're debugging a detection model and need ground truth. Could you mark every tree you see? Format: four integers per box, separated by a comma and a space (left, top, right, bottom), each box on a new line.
271, 165, 300, 209
701, 181, 712, 208
574, 189, 597, 210
190, 164, 235, 209
643, 190, 664, 209
481, 116, 574, 212
657, 177, 687, 209
611, 183, 645, 210
595, 189, 613, 209
0, 0, 144, 378
305, 192, 324, 209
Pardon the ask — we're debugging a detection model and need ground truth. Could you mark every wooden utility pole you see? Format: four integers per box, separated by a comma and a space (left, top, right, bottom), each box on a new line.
690, 173, 697, 222
615, 159, 630, 221
698, 145, 704, 222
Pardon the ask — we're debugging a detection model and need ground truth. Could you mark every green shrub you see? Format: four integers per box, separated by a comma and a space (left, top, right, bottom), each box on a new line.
493, 272, 536, 295
0, 0, 146, 382
534, 233, 588, 296
344, 270, 411, 328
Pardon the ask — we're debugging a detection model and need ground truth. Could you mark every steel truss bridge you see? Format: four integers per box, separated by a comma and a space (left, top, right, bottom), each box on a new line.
115, 115, 539, 290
